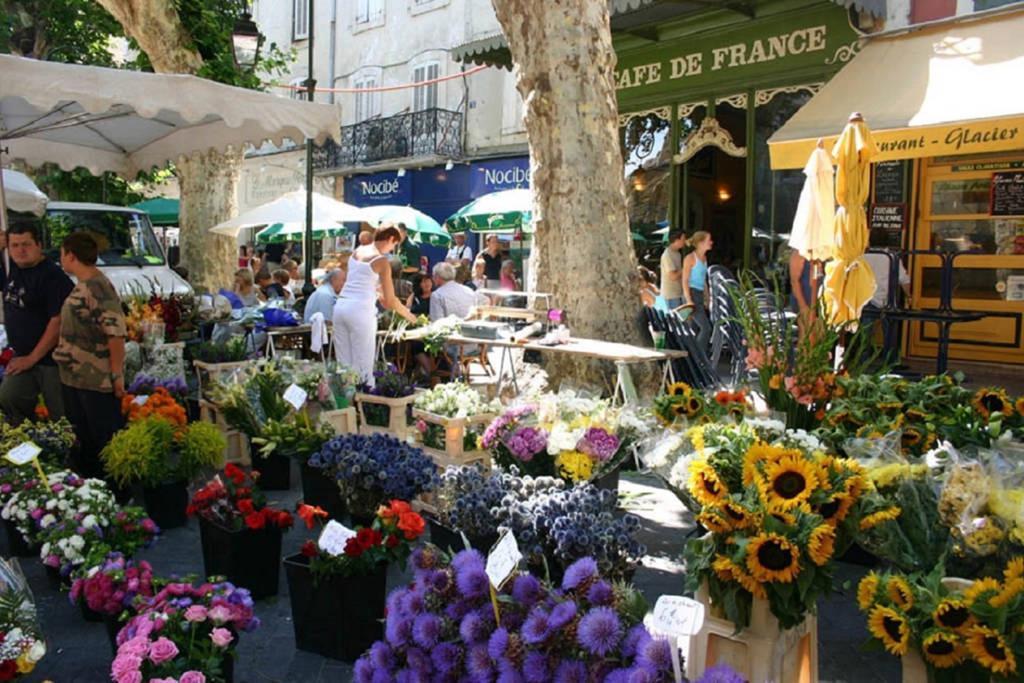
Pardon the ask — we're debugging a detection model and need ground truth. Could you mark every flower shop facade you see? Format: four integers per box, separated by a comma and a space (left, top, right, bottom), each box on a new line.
454, 0, 872, 274
770, 7, 1024, 365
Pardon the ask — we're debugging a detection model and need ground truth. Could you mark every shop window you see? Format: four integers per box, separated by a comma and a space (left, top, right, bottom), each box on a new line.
412, 62, 440, 112
621, 109, 671, 255
911, 0, 956, 23
752, 87, 817, 275
292, 0, 308, 40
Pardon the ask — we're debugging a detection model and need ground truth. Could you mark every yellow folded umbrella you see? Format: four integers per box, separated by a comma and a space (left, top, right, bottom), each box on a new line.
824, 113, 879, 325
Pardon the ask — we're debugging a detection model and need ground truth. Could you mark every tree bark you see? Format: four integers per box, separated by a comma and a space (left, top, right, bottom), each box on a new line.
92, 0, 239, 291
489, 0, 650, 390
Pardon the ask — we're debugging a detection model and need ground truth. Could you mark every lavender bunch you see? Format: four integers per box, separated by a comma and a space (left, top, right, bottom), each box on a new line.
127, 373, 188, 400
308, 433, 438, 517
353, 550, 673, 682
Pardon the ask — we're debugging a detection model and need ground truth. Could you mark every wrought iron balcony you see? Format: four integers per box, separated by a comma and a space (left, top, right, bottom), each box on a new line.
313, 108, 462, 172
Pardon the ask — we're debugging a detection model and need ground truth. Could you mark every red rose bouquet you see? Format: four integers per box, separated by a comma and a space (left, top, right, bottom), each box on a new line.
188, 465, 293, 532
297, 500, 425, 581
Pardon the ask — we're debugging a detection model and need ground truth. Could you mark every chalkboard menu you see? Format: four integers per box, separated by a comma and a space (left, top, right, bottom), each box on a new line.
991, 171, 1024, 217
874, 161, 907, 204
870, 203, 906, 247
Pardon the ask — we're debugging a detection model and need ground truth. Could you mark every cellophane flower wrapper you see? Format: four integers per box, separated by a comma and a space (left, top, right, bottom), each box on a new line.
0, 558, 46, 676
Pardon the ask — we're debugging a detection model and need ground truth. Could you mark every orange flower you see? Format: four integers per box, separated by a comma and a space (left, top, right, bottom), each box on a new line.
34, 395, 50, 420
396, 511, 425, 540
297, 504, 328, 530
122, 387, 186, 427
378, 500, 413, 521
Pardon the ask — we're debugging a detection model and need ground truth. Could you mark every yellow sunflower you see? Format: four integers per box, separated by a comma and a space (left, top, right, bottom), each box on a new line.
933, 599, 975, 632
1016, 396, 1024, 417
886, 576, 915, 611
759, 455, 818, 511
686, 426, 706, 452
671, 402, 689, 418
879, 401, 903, 413
721, 501, 756, 530
844, 474, 868, 501
697, 510, 732, 534
733, 566, 767, 599
905, 407, 928, 422
667, 382, 692, 397
1004, 556, 1024, 582
901, 427, 924, 450
742, 442, 787, 486
972, 387, 1013, 420
685, 395, 703, 417
966, 626, 1017, 676
815, 492, 854, 527
767, 508, 798, 527
922, 631, 964, 669
990, 578, 1024, 609
712, 555, 742, 583
688, 459, 727, 507
746, 533, 801, 583
868, 605, 910, 656
807, 524, 836, 566
964, 578, 1002, 607
827, 411, 849, 427
857, 573, 881, 611
860, 506, 902, 531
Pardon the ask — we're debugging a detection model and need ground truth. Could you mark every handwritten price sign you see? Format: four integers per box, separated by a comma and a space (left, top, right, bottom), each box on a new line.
283, 384, 308, 410
485, 530, 521, 590
652, 595, 705, 637
317, 520, 356, 557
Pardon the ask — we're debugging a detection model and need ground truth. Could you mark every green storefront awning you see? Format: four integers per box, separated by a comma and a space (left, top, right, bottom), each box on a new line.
131, 197, 179, 226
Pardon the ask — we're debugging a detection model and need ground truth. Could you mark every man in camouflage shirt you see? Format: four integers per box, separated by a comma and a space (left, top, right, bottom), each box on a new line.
53, 233, 127, 479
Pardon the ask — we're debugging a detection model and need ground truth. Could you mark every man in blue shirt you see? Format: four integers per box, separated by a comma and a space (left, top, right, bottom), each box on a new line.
303, 268, 345, 323
0, 224, 74, 422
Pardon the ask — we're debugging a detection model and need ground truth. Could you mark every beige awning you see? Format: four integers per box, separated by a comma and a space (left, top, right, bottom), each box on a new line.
769, 9, 1024, 169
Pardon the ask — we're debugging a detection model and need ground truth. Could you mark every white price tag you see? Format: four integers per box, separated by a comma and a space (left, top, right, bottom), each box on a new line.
317, 520, 356, 557
485, 530, 522, 589
6, 442, 42, 466
283, 383, 308, 410
652, 595, 705, 637
132, 394, 150, 406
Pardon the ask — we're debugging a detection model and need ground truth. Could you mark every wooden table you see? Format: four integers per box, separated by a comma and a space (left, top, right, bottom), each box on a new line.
444, 333, 687, 403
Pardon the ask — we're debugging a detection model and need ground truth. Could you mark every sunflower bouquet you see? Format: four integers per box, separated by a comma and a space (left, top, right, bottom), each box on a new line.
857, 558, 1023, 681
652, 382, 751, 428
681, 422, 869, 629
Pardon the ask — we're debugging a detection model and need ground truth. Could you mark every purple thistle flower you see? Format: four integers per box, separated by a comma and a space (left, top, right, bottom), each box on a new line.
459, 611, 489, 644
637, 636, 673, 673
452, 548, 485, 574
523, 651, 550, 683
385, 612, 413, 647
412, 613, 441, 649
521, 608, 550, 645
561, 557, 598, 591
368, 641, 394, 670
695, 663, 748, 683
621, 624, 649, 659
430, 642, 459, 674
553, 660, 588, 683
465, 644, 493, 679
577, 606, 623, 656
587, 580, 614, 605
548, 600, 577, 630
353, 658, 376, 683
497, 667, 524, 683
456, 567, 490, 600
487, 627, 510, 661
511, 573, 542, 606
445, 599, 472, 621
404, 647, 432, 676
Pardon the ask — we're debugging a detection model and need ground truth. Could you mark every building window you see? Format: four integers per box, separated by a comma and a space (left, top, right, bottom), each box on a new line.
412, 62, 440, 112
352, 76, 380, 122
356, 0, 384, 24
292, 0, 308, 39
974, 0, 1019, 8
910, 0, 956, 23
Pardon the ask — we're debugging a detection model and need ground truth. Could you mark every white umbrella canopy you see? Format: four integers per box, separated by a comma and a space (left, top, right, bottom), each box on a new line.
209, 190, 367, 237
0, 54, 340, 178
788, 146, 835, 261
0, 169, 47, 216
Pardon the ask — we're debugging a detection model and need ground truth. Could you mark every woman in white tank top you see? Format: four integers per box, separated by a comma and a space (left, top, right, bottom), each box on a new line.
333, 226, 417, 386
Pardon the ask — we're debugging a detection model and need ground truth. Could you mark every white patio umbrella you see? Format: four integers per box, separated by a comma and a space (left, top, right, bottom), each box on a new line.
788, 145, 836, 261
0, 169, 47, 216
209, 190, 367, 237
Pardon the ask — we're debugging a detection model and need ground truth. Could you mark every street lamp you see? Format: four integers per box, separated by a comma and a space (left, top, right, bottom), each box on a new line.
301, 0, 317, 297
231, 4, 263, 71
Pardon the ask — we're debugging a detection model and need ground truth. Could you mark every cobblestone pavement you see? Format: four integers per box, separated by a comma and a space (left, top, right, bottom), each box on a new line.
19, 469, 898, 682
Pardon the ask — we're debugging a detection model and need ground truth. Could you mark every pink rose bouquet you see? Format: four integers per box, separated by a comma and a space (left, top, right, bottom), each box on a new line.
111, 581, 257, 683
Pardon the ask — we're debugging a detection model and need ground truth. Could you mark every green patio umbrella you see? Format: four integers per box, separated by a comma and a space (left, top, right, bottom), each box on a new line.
444, 188, 532, 234
360, 205, 451, 246
131, 197, 179, 226
255, 222, 349, 244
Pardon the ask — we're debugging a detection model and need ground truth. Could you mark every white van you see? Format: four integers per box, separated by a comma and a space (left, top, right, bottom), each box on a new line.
43, 202, 192, 295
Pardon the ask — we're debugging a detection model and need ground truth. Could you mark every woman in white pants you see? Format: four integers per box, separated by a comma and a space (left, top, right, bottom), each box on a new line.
333, 226, 417, 386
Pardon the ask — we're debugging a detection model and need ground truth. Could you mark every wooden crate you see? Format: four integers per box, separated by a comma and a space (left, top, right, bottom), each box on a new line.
684, 582, 818, 683
198, 399, 251, 467
411, 409, 493, 469
320, 407, 357, 435
193, 360, 250, 400
355, 393, 416, 439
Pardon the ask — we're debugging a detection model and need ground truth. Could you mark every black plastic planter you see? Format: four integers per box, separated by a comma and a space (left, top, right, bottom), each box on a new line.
78, 599, 104, 623
199, 517, 282, 599
253, 454, 292, 491
594, 465, 621, 495
44, 565, 70, 591
299, 464, 345, 520
2, 519, 35, 558
283, 553, 387, 662
104, 616, 122, 656
142, 480, 189, 529
427, 518, 498, 554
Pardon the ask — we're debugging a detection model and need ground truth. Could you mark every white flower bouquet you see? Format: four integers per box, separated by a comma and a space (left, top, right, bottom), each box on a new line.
1, 471, 118, 546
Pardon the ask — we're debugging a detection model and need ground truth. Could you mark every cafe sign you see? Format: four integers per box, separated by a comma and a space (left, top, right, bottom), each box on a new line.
614, 4, 859, 103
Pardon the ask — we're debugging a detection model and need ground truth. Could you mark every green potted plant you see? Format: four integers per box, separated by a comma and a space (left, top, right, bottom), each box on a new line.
101, 417, 225, 528
250, 411, 334, 511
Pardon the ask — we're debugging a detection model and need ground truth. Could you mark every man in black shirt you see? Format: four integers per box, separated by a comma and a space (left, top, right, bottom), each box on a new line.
0, 224, 74, 422
481, 234, 503, 290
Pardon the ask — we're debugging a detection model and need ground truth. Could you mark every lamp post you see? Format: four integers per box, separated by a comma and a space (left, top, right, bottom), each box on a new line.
302, 0, 317, 298
230, 3, 263, 71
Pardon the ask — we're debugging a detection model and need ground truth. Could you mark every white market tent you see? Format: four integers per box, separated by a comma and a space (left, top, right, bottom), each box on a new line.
209, 190, 366, 237
0, 54, 340, 177
0, 169, 47, 216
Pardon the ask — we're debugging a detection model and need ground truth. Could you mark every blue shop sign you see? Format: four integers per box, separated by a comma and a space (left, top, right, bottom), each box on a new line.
344, 171, 412, 205
470, 157, 530, 198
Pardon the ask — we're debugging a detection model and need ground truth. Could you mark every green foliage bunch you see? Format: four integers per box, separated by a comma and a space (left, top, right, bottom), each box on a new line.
101, 417, 224, 487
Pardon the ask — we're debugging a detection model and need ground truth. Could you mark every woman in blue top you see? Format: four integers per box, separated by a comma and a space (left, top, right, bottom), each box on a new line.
681, 230, 713, 352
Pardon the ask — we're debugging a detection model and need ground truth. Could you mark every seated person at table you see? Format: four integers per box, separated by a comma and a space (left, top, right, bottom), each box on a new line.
257, 268, 286, 301
233, 268, 260, 307
410, 274, 432, 317
304, 268, 344, 323
272, 269, 295, 304
430, 262, 485, 321
470, 258, 487, 291
863, 229, 911, 310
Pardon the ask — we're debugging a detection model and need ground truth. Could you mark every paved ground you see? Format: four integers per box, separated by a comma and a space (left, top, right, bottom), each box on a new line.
16, 469, 898, 683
